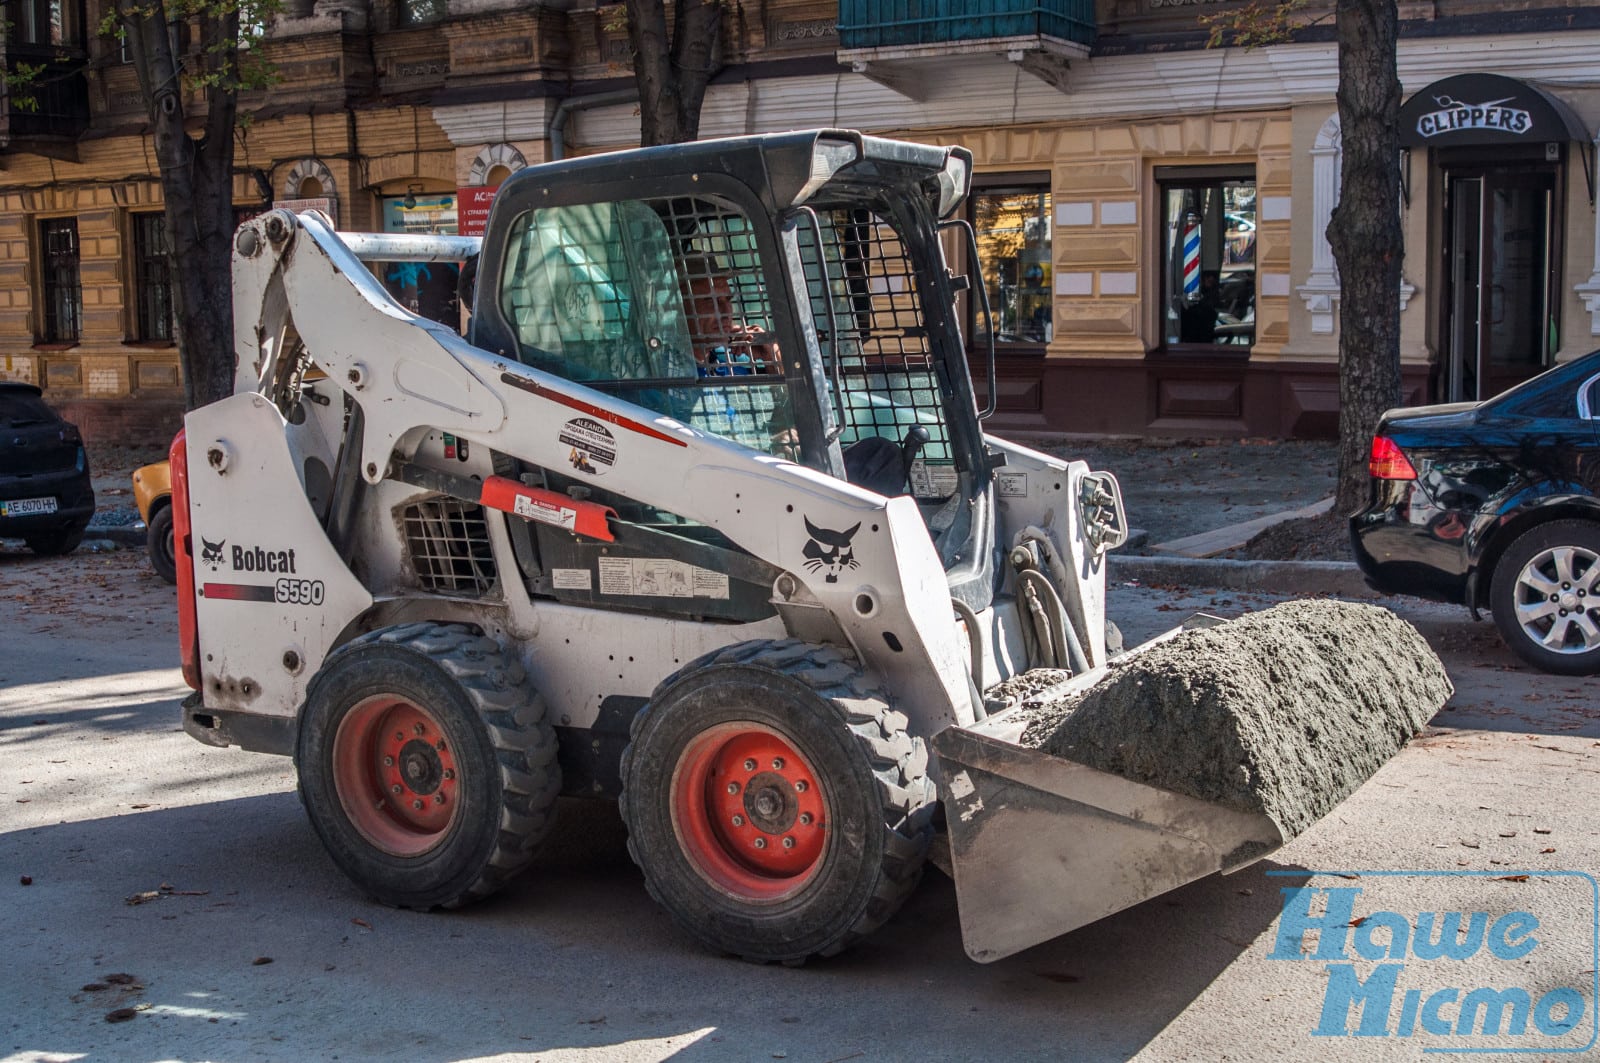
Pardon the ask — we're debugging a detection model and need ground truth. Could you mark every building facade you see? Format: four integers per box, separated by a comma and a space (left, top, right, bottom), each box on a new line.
3, 0, 1599, 443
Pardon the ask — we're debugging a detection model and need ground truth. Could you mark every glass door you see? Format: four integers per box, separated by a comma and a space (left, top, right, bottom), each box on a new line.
1443, 169, 1557, 402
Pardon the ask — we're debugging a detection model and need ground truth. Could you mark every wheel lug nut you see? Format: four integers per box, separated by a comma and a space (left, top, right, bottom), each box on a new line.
743, 759, 756, 772
799, 812, 813, 825
726, 782, 739, 795
436, 739, 447, 751
414, 723, 427, 736
391, 784, 403, 794
794, 780, 808, 793
753, 837, 767, 849
395, 731, 405, 741
732, 815, 744, 827
772, 757, 785, 770
443, 769, 455, 780
782, 836, 795, 849
434, 793, 446, 805
412, 799, 424, 810
383, 756, 394, 767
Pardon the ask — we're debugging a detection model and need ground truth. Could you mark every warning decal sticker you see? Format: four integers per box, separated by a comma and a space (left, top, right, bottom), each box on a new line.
996, 471, 1028, 498
558, 417, 616, 477
597, 558, 730, 600
551, 568, 593, 591
513, 493, 577, 531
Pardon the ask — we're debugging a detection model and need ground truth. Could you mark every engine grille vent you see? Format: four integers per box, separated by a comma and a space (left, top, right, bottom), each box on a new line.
401, 498, 497, 596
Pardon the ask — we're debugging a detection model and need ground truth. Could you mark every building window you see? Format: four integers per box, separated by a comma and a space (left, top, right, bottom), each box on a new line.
968, 180, 1052, 348
40, 218, 81, 344
133, 213, 175, 342
396, 0, 446, 26
1158, 168, 1256, 349
380, 191, 460, 325
9, 0, 83, 47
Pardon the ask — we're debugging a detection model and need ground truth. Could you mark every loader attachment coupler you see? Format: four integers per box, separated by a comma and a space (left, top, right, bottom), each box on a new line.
934, 600, 1453, 963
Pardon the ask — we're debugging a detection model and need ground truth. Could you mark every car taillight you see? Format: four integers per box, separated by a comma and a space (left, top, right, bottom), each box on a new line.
1368, 435, 1417, 480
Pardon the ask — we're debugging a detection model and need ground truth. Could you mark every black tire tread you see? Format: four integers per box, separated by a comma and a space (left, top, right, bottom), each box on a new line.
147, 504, 177, 583
620, 637, 936, 963
1488, 518, 1600, 676
310, 622, 561, 908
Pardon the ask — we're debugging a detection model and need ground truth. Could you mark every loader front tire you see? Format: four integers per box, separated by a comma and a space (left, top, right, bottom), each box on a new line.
619, 639, 935, 964
296, 622, 561, 909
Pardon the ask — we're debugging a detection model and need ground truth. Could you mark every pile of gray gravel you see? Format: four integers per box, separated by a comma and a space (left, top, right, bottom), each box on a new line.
1017, 600, 1453, 837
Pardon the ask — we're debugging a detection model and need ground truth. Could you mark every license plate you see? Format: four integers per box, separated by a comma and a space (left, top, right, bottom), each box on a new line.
0, 496, 57, 517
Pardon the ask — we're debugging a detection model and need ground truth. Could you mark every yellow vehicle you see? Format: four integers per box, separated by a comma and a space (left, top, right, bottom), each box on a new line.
131, 459, 176, 583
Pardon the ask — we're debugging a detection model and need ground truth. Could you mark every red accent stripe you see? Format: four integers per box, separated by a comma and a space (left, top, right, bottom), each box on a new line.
479, 476, 617, 542
202, 582, 278, 602
171, 430, 201, 691
499, 372, 688, 447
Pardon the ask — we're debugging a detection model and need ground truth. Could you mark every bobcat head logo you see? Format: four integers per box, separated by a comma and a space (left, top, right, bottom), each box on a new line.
200, 537, 226, 571
802, 518, 860, 584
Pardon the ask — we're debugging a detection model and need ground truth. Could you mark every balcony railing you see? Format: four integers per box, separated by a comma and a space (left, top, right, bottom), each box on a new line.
837, 0, 1097, 51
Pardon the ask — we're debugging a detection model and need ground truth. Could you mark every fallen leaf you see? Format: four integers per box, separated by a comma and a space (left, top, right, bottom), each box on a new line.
82, 982, 108, 992
1348, 917, 1367, 928
103, 973, 136, 986
251, 956, 273, 966
580, 1016, 606, 1025
105, 1008, 137, 1023
19, 875, 31, 885
1541, 848, 1556, 854
351, 917, 372, 929
1237, 888, 1254, 896
1495, 875, 1530, 883
124, 891, 160, 906
129, 804, 150, 810
1534, 828, 1552, 835
1499, 831, 1517, 838
1460, 840, 1480, 849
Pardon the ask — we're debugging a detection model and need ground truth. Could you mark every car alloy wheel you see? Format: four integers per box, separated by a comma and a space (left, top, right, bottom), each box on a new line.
1510, 543, 1600, 656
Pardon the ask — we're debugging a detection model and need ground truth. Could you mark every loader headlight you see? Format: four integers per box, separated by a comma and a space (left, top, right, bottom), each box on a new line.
1078, 472, 1129, 556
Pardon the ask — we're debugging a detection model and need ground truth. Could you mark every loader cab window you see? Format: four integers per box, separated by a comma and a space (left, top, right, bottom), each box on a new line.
796, 207, 957, 501
498, 197, 795, 458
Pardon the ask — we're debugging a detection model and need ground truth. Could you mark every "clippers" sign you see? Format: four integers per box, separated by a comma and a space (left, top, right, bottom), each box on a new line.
1414, 95, 1533, 140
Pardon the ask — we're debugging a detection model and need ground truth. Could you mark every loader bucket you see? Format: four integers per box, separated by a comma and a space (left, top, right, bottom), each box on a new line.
934, 703, 1284, 963
933, 601, 1452, 963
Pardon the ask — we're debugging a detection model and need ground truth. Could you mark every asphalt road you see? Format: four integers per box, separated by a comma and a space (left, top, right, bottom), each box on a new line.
2, 545, 1596, 1063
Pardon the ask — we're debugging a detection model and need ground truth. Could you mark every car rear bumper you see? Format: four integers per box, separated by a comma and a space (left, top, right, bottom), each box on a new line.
0, 468, 96, 538
1349, 499, 1470, 605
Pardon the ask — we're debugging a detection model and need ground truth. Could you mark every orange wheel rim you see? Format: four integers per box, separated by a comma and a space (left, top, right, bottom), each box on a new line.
332, 696, 460, 857
671, 723, 828, 900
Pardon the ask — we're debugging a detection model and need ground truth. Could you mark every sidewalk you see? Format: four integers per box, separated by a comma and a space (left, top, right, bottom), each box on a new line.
1035, 436, 1372, 596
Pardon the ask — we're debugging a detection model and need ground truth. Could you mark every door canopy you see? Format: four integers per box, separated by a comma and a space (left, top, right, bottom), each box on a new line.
1399, 74, 1589, 147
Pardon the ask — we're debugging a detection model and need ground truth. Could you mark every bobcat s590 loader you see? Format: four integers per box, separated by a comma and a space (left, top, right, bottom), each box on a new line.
172, 130, 1432, 964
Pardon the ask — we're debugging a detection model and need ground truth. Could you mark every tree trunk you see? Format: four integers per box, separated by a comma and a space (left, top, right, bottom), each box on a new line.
121, 2, 240, 410
1326, 0, 1403, 516
624, 0, 722, 146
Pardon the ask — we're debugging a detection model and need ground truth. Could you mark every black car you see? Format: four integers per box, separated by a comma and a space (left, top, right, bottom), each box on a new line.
0, 382, 95, 556
1351, 349, 1600, 675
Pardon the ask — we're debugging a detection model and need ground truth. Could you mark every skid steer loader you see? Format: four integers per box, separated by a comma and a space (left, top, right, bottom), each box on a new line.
174, 130, 1419, 964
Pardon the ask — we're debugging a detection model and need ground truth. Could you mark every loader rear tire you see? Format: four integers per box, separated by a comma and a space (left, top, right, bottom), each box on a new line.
619, 639, 935, 964
296, 622, 561, 909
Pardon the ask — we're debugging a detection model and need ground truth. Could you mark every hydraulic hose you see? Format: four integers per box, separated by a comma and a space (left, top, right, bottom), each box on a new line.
1018, 568, 1089, 676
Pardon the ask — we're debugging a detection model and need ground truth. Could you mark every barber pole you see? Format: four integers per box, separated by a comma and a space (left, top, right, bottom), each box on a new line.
1182, 214, 1200, 298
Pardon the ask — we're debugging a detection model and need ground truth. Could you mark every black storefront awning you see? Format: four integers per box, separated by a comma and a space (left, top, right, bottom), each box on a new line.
1399, 73, 1589, 148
